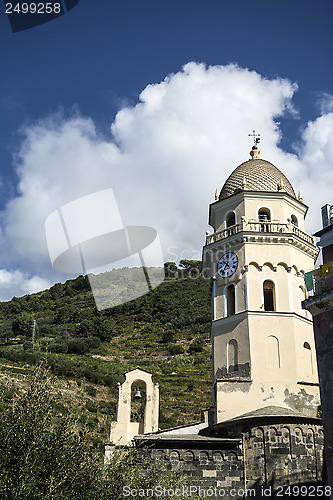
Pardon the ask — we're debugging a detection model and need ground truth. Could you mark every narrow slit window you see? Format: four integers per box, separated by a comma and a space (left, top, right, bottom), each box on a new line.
266, 335, 281, 369
228, 339, 238, 372
227, 285, 235, 316
303, 342, 313, 374
263, 280, 275, 311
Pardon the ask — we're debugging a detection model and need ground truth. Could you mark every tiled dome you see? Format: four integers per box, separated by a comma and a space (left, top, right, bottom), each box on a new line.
220, 158, 296, 200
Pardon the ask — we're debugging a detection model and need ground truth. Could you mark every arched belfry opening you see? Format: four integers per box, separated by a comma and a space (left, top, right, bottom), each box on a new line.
259, 208, 271, 220
226, 211, 236, 228
130, 380, 147, 431
109, 368, 159, 446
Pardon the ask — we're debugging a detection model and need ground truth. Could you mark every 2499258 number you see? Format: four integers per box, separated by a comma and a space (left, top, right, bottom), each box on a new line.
276, 485, 331, 497
5, 3, 62, 14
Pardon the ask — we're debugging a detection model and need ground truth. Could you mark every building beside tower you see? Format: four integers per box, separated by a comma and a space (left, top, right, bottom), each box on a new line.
107, 141, 325, 497
303, 204, 333, 492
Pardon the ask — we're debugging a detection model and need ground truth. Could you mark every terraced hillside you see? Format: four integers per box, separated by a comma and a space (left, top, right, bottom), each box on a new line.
0, 265, 212, 449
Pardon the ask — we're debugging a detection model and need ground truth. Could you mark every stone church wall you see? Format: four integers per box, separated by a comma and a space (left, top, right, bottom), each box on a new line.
138, 439, 244, 498
139, 422, 324, 499
243, 423, 324, 489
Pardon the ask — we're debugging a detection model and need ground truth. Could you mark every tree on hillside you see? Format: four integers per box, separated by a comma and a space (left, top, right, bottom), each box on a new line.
11, 313, 33, 337
164, 261, 178, 279
179, 260, 202, 276
0, 367, 198, 500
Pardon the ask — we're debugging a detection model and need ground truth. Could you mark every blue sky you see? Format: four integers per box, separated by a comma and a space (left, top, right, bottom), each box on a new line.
0, 0, 333, 299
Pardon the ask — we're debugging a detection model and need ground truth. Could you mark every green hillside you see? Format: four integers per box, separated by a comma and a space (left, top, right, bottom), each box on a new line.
0, 264, 212, 450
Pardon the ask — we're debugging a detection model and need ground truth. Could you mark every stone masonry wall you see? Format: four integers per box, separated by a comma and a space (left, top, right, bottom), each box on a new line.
140, 442, 244, 499
313, 309, 333, 490
243, 423, 324, 489
140, 422, 324, 499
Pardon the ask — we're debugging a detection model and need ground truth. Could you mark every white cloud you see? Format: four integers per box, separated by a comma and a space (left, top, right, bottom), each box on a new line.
0, 269, 51, 301
0, 62, 332, 300
294, 112, 333, 231
315, 92, 333, 115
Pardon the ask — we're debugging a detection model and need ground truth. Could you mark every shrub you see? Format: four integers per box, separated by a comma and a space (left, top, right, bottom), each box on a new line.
85, 400, 98, 413
67, 338, 87, 354
98, 401, 116, 417
164, 262, 178, 279
23, 341, 33, 351
161, 329, 174, 343
2, 387, 15, 401
168, 343, 185, 355
0, 367, 102, 498
193, 353, 205, 365
12, 313, 33, 337
188, 340, 204, 353
48, 339, 68, 353
85, 336, 101, 350
39, 325, 53, 335
0, 347, 41, 365
158, 410, 178, 429
85, 385, 97, 397
47, 336, 100, 355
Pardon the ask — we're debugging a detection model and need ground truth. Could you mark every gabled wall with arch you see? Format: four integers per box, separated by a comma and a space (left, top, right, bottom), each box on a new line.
109, 368, 159, 447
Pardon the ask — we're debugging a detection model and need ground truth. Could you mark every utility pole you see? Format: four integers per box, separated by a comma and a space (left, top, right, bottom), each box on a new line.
32, 319, 36, 348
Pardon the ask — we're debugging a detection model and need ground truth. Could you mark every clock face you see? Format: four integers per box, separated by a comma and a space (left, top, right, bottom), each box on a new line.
217, 252, 238, 278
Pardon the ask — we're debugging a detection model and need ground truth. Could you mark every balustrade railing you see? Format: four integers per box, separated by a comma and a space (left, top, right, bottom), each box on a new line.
305, 263, 333, 296
206, 220, 315, 246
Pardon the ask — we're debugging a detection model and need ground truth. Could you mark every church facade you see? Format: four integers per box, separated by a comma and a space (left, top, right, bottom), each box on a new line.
108, 142, 325, 498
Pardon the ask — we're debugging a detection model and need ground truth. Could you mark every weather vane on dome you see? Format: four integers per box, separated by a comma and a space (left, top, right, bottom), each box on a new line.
248, 130, 261, 159
248, 130, 261, 145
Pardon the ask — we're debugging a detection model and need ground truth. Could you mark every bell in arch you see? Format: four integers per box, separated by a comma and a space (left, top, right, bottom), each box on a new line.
134, 388, 142, 399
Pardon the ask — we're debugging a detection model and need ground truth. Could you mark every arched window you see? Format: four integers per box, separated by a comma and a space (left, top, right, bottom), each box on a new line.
228, 339, 238, 372
259, 208, 271, 221
258, 208, 271, 232
299, 285, 308, 318
266, 335, 280, 369
263, 280, 276, 311
130, 382, 146, 424
291, 214, 298, 226
226, 284, 235, 316
299, 285, 306, 304
226, 211, 236, 228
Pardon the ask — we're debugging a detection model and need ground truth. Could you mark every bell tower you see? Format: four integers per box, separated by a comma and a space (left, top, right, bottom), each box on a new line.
203, 138, 320, 423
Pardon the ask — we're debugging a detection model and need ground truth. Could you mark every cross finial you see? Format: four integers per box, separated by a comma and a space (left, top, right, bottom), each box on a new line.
248, 130, 261, 145
248, 130, 261, 159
